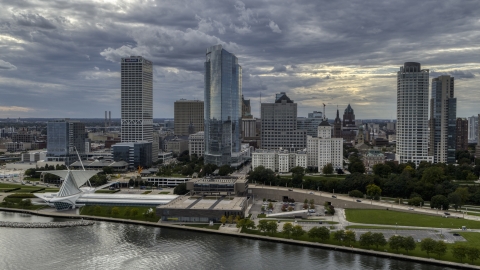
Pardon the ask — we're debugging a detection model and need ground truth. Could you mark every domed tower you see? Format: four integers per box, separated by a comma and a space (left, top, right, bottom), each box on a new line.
343, 104, 355, 127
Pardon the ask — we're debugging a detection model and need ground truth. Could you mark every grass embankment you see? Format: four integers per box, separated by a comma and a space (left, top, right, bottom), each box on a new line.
142, 191, 152, 194
94, 189, 120, 194
0, 193, 46, 210
240, 227, 480, 265
183, 224, 221, 230
345, 209, 480, 229
159, 191, 170, 194
0, 183, 59, 193
154, 174, 185, 178
80, 205, 160, 222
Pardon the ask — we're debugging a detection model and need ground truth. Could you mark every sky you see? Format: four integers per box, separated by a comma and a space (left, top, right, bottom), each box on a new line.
0, 0, 479, 120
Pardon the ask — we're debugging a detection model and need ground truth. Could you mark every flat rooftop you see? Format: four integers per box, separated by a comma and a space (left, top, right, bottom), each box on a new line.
158, 195, 246, 211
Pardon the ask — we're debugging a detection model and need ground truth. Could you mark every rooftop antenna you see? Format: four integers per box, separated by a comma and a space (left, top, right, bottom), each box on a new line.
323, 103, 326, 120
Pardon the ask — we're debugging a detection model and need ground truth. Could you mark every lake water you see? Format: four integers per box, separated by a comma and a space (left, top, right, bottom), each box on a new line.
0, 211, 455, 270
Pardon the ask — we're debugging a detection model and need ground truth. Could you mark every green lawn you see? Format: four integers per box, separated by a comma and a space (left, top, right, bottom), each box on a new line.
183, 224, 221, 230
80, 205, 160, 222
0, 183, 58, 193
345, 209, 480, 229
142, 191, 152, 194
159, 191, 170, 194
257, 214, 267, 218
345, 225, 432, 231
94, 189, 119, 194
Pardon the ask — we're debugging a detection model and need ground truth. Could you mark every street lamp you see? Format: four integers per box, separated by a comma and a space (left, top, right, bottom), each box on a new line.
396, 222, 397, 234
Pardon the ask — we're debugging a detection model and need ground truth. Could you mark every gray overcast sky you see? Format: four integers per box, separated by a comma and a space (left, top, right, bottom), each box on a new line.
1, 0, 479, 119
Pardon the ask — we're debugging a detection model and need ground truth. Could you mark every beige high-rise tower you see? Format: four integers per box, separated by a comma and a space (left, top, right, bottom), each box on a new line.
174, 100, 204, 136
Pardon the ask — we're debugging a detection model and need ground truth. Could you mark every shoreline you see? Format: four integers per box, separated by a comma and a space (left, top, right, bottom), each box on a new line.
1, 207, 478, 270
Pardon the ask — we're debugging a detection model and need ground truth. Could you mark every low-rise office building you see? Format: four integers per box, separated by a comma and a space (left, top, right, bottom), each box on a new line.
188, 131, 205, 157
142, 177, 191, 188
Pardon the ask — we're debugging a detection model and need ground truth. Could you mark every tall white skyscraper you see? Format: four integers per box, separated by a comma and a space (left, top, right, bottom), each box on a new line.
120, 56, 157, 163
429, 75, 456, 164
204, 45, 242, 167
396, 62, 433, 165
468, 115, 479, 143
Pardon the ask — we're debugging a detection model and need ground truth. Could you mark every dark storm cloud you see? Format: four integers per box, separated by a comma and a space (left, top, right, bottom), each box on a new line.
0, 0, 479, 118
14, 13, 57, 29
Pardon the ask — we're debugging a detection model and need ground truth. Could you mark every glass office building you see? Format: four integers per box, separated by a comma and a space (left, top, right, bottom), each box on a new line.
46, 119, 85, 165
204, 45, 242, 166
112, 142, 152, 169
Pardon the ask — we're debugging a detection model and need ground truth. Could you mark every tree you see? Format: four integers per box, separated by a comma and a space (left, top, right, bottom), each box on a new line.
131, 208, 139, 216
247, 166, 276, 184
433, 240, 447, 259
371, 232, 387, 249
308, 227, 330, 242
452, 245, 468, 262
174, 183, 188, 195
94, 205, 102, 214
111, 207, 120, 216
309, 199, 315, 209
430, 195, 449, 210
282, 222, 294, 238
421, 167, 445, 184
128, 179, 135, 187
448, 192, 462, 210
454, 187, 470, 206
348, 190, 364, 198
333, 230, 345, 242
402, 236, 416, 254
234, 215, 241, 224
349, 161, 365, 174
291, 166, 305, 187
420, 238, 436, 257
220, 215, 227, 225
407, 197, 424, 207
266, 220, 278, 235
124, 207, 131, 217
373, 163, 392, 178
322, 163, 334, 174
344, 230, 356, 245
291, 225, 306, 239
237, 219, 256, 230
466, 247, 480, 263
102, 166, 114, 174
366, 184, 382, 199
227, 215, 234, 224
268, 202, 274, 210
218, 165, 233, 176
389, 235, 404, 253
359, 232, 374, 248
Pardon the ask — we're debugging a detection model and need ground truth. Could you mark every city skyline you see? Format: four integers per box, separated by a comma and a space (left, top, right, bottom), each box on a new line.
0, 0, 479, 119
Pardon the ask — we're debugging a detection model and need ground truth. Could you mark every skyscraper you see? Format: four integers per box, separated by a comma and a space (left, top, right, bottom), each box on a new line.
261, 92, 306, 151
343, 104, 355, 128
46, 119, 85, 165
468, 115, 479, 143
456, 118, 468, 152
120, 56, 157, 163
396, 62, 433, 165
204, 45, 242, 166
174, 99, 204, 136
429, 75, 456, 164
333, 108, 342, 138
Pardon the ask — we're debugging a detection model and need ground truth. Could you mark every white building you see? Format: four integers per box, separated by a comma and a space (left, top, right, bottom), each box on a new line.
307, 119, 343, 171
188, 131, 205, 157
468, 115, 479, 143
395, 62, 433, 165
252, 148, 307, 173
120, 56, 157, 162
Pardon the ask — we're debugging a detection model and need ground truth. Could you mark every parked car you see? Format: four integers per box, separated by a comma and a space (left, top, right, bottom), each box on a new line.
444, 212, 450, 216
332, 195, 337, 198
453, 233, 460, 236
356, 199, 362, 202
408, 207, 414, 210
288, 189, 293, 191
309, 192, 314, 194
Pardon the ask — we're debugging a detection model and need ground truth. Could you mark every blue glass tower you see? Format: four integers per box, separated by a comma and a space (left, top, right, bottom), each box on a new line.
204, 45, 242, 166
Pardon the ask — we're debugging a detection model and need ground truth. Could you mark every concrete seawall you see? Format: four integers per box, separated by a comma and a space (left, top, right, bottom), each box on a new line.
0, 207, 478, 270
0, 220, 95, 228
